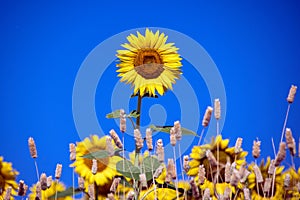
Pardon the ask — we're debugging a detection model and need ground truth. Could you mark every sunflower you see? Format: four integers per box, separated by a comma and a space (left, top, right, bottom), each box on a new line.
28, 181, 72, 200
0, 156, 18, 200
187, 135, 248, 183
282, 167, 300, 199
116, 28, 182, 97
247, 157, 284, 199
72, 135, 122, 187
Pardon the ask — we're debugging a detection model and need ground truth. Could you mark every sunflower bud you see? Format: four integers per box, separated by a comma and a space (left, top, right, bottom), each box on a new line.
202, 106, 213, 127
183, 155, 190, 173
214, 98, 221, 120
145, 128, 153, 151
91, 159, 97, 175
252, 139, 261, 159
55, 164, 62, 179
110, 177, 121, 193
253, 164, 263, 183
285, 128, 296, 156
120, 109, 126, 133
174, 121, 182, 141
134, 129, 143, 150
40, 173, 47, 190
275, 142, 286, 166
110, 129, 123, 149
28, 137, 37, 158
78, 176, 85, 190
69, 143, 76, 161
263, 178, 272, 193
234, 137, 243, 154
47, 176, 52, 188
198, 164, 206, 185
287, 85, 297, 103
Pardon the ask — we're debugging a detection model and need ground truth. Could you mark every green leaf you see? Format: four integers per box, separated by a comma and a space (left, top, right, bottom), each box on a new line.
127, 110, 140, 118
82, 150, 109, 159
119, 177, 133, 188
48, 187, 82, 199
106, 110, 121, 119
149, 124, 197, 136
142, 156, 161, 181
116, 159, 140, 180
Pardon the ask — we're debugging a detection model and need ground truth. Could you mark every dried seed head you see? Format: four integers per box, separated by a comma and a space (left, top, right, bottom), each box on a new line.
243, 188, 251, 200
146, 128, 153, 151
106, 136, 115, 156
126, 191, 135, 200
78, 177, 85, 190
4, 186, 12, 200
91, 159, 97, 175
285, 128, 296, 156
88, 184, 95, 200
190, 178, 200, 198
183, 155, 190, 173
263, 178, 272, 192
170, 127, 176, 146
230, 169, 240, 186
69, 143, 76, 161
202, 106, 213, 127
225, 160, 231, 183
107, 192, 115, 200
174, 121, 182, 141
203, 188, 210, 200
55, 164, 62, 179
36, 182, 41, 200
167, 159, 176, 179
17, 180, 25, 196
28, 137, 37, 158
155, 139, 164, 163
275, 142, 286, 166
23, 185, 28, 196
153, 165, 164, 179
47, 176, 52, 188
253, 164, 263, 183
134, 129, 143, 150
297, 182, 300, 192
284, 174, 290, 188
198, 164, 206, 184
224, 186, 231, 199
239, 164, 250, 183
40, 173, 47, 190
110, 177, 121, 193
287, 85, 297, 103
110, 129, 123, 149
206, 150, 218, 167
268, 159, 276, 175
120, 109, 126, 133
234, 137, 243, 154
214, 99, 221, 120
139, 173, 147, 189
252, 139, 261, 159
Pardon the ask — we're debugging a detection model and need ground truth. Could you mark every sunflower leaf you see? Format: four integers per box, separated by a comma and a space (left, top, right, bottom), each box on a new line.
81, 150, 109, 159
48, 187, 82, 199
149, 124, 197, 136
116, 159, 140, 180
127, 110, 140, 118
106, 110, 121, 119
141, 156, 161, 181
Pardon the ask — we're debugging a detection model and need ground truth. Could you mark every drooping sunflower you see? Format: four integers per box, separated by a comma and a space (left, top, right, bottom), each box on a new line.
187, 135, 248, 183
247, 157, 285, 199
28, 181, 72, 200
72, 135, 122, 187
116, 28, 182, 97
0, 156, 19, 200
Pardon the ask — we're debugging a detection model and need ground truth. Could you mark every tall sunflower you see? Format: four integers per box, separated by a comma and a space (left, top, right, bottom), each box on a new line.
72, 135, 122, 187
28, 181, 72, 200
0, 156, 18, 200
116, 28, 182, 97
247, 157, 284, 199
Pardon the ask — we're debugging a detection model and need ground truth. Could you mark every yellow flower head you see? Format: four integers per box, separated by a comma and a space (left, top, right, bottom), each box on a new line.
116, 28, 182, 97
28, 181, 71, 200
282, 167, 300, 199
0, 156, 19, 200
72, 135, 122, 186
188, 135, 247, 182
247, 157, 285, 199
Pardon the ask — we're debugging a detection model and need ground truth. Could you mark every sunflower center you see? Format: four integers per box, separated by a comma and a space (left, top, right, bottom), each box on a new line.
134, 49, 164, 79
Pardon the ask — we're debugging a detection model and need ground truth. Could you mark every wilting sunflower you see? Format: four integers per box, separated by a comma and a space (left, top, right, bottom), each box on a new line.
72, 135, 122, 187
116, 28, 182, 97
0, 156, 18, 199
187, 135, 247, 183
247, 157, 284, 199
28, 181, 72, 200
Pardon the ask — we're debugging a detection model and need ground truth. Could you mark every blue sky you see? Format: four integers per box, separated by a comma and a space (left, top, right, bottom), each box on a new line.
1, 0, 299, 192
